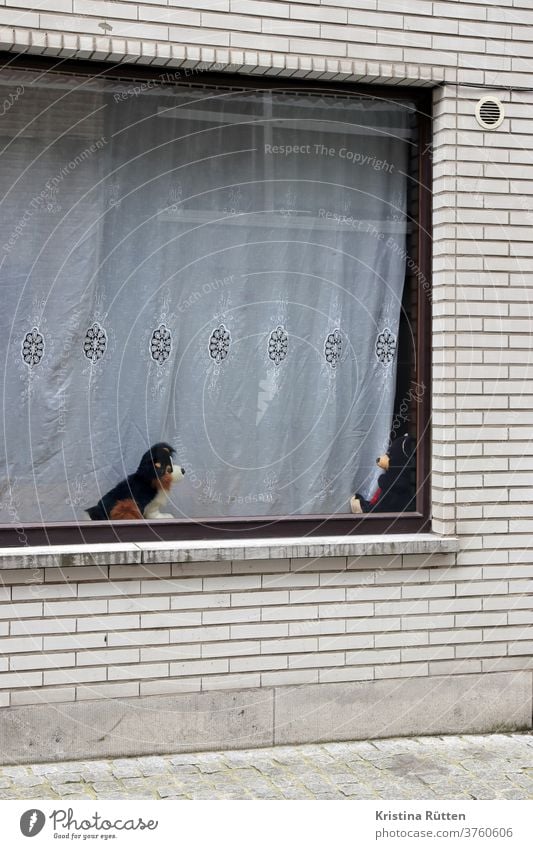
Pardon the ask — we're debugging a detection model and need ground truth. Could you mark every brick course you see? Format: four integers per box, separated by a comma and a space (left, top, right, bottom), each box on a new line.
1, 1, 533, 86
0, 552, 529, 706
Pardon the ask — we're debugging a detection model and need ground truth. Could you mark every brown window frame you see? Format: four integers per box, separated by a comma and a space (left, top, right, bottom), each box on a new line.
0, 54, 432, 546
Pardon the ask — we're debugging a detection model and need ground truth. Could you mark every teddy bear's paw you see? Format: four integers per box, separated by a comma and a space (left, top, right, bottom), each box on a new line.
350, 495, 363, 514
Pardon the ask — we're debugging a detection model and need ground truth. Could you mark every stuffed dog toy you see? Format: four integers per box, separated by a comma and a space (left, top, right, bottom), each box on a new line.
85, 442, 185, 520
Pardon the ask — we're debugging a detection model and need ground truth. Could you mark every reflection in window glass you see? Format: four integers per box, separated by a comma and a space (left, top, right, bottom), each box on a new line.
0, 71, 418, 522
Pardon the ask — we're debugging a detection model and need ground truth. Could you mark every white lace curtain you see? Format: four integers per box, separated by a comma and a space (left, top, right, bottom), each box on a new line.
0, 70, 416, 522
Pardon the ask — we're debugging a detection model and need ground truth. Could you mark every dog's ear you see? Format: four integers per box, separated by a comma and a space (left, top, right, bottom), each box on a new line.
138, 444, 177, 478
137, 448, 161, 480
148, 442, 176, 458
137, 450, 152, 479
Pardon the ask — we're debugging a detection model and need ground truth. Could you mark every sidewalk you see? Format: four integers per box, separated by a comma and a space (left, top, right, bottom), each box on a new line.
0, 734, 531, 800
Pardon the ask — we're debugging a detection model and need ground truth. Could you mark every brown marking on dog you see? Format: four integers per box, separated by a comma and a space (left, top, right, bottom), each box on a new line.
155, 462, 161, 468
109, 499, 143, 520
153, 472, 172, 491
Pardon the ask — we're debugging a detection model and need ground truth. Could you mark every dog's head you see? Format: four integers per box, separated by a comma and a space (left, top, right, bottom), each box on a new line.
137, 442, 185, 488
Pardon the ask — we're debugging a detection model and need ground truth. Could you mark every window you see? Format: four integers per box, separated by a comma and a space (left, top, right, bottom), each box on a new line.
0, 58, 431, 544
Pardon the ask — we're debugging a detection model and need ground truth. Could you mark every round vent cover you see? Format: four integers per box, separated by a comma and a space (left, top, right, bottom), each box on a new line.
475, 96, 504, 129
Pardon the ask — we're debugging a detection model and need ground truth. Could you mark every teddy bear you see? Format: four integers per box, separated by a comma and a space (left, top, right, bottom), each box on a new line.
350, 434, 416, 514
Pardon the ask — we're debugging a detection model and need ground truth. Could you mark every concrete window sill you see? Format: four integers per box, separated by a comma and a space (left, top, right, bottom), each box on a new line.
0, 533, 459, 570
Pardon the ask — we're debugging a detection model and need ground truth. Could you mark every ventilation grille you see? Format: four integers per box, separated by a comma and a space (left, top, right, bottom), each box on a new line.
475, 97, 504, 130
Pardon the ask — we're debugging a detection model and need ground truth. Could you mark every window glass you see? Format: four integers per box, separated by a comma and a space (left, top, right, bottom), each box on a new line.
0, 70, 417, 522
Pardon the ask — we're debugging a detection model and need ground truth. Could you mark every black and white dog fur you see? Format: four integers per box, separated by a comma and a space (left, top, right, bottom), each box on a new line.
85, 442, 185, 521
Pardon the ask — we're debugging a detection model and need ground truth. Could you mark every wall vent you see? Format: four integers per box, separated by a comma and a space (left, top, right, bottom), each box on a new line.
475, 97, 504, 129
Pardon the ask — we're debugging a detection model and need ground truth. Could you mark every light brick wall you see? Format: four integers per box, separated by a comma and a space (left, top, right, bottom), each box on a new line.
1, 1, 533, 86
0, 4, 532, 720
0, 551, 531, 707
432, 81, 533, 555
431, 80, 533, 696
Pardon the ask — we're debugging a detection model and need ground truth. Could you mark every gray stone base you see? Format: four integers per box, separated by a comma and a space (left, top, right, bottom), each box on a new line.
0, 671, 530, 764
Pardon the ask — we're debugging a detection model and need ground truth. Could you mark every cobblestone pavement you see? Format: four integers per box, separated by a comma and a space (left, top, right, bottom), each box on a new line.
0, 734, 532, 800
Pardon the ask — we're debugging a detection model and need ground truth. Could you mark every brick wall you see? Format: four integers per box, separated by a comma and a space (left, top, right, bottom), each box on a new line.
432, 80, 533, 700
432, 82, 533, 554
1, 1, 533, 87
0, 550, 531, 709
0, 2, 532, 748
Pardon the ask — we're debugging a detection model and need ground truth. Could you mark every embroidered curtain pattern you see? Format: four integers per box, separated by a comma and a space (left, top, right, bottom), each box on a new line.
0, 71, 415, 521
